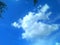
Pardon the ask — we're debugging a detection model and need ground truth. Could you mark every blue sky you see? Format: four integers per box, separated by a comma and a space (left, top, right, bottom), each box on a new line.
0, 0, 60, 45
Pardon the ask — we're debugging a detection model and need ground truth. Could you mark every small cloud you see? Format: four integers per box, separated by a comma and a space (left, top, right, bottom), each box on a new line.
12, 4, 59, 40
12, 22, 21, 28
12, 4, 60, 45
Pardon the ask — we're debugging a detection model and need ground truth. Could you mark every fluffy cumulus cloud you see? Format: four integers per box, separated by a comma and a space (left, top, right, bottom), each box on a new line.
12, 4, 59, 39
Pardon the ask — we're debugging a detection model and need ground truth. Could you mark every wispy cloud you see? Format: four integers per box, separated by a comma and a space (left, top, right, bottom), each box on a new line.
12, 4, 60, 45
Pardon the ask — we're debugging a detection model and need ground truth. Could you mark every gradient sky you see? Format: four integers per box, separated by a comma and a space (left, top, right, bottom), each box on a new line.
0, 0, 60, 45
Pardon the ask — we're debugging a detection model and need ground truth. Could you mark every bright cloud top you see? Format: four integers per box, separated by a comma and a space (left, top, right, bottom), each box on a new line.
12, 4, 59, 39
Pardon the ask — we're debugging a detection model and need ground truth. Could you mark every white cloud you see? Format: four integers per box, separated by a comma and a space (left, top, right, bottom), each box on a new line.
12, 4, 59, 40
12, 22, 21, 28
